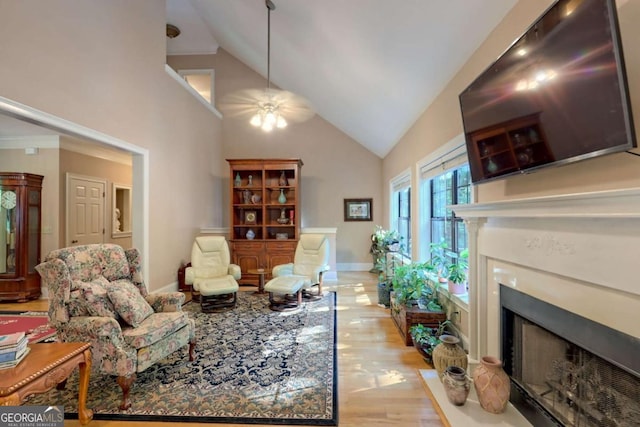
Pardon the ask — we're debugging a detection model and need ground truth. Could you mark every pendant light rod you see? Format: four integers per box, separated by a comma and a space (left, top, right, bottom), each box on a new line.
266, 0, 275, 90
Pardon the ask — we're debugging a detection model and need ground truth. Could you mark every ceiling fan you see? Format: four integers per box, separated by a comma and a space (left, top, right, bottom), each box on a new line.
221, 0, 314, 132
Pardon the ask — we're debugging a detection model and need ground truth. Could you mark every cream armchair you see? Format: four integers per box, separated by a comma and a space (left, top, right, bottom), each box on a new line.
269, 234, 330, 303
36, 244, 196, 410
185, 236, 240, 312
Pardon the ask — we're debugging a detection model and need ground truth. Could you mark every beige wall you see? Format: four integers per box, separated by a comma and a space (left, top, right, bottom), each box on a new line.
169, 50, 384, 266
0, 0, 224, 291
384, 0, 640, 245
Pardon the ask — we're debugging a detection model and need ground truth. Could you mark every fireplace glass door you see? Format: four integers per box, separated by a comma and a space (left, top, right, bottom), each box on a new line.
501, 285, 640, 427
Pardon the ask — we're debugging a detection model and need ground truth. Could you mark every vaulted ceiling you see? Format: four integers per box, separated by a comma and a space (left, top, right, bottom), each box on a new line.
166, 0, 518, 158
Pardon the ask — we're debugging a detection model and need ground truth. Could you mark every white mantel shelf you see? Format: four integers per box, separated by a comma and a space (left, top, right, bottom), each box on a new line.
452, 187, 640, 218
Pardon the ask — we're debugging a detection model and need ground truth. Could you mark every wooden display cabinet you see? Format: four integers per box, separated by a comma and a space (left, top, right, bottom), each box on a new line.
0, 173, 44, 301
227, 159, 302, 286
468, 113, 553, 180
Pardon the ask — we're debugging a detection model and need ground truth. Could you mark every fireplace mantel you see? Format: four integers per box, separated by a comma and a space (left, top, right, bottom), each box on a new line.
452, 187, 640, 361
453, 187, 640, 219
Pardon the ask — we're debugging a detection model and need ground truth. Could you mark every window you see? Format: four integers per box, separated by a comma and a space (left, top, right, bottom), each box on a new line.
430, 165, 471, 254
390, 171, 411, 256
178, 69, 215, 105
418, 134, 472, 267
396, 187, 411, 255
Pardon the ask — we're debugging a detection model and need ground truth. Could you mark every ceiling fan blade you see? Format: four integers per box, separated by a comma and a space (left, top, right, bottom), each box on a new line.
220, 88, 315, 123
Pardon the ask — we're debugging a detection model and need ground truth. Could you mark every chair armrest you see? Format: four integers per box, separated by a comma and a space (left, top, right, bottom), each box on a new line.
228, 264, 241, 280
145, 292, 185, 312
64, 316, 124, 341
64, 316, 136, 376
273, 263, 294, 277
35, 259, 72, 325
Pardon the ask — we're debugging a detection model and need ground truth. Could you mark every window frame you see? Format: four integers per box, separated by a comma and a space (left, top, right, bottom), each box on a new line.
417, 134, 475, 262
390, 169, 411, 257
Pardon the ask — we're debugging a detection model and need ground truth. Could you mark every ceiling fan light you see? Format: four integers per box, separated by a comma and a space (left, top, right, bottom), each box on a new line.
262, 121, 274, 132
276, 116, 287, 128
250, 114, 262, 127
264, 111, 277, 126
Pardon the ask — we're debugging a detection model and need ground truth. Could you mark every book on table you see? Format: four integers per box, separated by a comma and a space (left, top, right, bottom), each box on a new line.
0, 331, 26, 347
0, 346, 30, 369
0, 336, 28, 362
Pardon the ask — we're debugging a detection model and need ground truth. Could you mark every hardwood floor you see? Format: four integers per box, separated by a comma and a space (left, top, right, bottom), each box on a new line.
1, 271, 445, 427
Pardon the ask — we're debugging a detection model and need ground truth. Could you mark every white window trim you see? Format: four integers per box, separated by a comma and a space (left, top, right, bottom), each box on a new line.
389, 168, 411, 253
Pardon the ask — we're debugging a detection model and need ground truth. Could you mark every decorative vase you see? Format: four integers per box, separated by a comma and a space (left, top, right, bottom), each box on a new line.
432, 334, 468, 382
248, 175, 253, 186
279, 170, 287, 186
234, 172, 241, 187
246, 229, 255, 240
243, 189, 251, 204
278, 189, 287, 204
276, 208, 289, 224
442, 366, 470, 406
472, 356, 511, 414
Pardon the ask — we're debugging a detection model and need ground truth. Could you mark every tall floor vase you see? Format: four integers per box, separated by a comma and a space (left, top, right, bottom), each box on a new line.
472, 356, 510, 414
432, 334, 468, 381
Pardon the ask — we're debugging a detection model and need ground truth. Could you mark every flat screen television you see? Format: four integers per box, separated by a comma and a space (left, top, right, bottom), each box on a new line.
459, 0, 636, 184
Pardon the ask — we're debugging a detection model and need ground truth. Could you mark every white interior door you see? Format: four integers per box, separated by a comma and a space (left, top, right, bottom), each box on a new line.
67, 175, 105, 246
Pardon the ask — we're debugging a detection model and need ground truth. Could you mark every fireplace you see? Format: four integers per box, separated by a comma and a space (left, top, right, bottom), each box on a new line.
452, 188, 640, 426
501, 285, 640, 426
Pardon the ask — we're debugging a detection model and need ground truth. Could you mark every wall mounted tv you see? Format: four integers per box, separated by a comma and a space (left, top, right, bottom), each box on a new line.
459, 0, 636, 184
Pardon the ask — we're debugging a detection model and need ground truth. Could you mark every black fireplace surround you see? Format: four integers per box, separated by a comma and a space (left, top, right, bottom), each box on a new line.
500, 285, 640, 427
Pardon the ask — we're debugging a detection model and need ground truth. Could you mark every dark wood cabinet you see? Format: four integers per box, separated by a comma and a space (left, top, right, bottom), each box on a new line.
227, 159, 302, 286
468, 113, 553, 180
0, 173, 44, 302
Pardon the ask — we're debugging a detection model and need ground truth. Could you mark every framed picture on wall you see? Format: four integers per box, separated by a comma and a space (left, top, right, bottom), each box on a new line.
344, 198, 372, 221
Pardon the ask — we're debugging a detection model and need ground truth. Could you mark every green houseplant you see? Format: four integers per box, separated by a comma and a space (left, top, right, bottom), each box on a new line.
409, 320, 452, 363
390, 261, 447, 346
447, 248, 468, 295
429, 240, 457, 283
371, 226, 404, 307
391, 261, 441, 311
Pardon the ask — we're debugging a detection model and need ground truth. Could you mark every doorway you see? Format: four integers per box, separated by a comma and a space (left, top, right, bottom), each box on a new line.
0, 96, 149, 282
66, 174, 106, 246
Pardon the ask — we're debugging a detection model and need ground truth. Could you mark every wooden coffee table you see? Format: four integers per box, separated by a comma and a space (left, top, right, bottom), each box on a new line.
0, 342, 93, 425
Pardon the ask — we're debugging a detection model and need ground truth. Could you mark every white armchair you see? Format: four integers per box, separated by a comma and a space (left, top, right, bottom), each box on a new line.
270, 234, 330, 303
185, 236, 240, 312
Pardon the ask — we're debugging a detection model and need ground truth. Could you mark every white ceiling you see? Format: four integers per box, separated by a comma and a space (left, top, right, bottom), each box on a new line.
166, 0, 518, 158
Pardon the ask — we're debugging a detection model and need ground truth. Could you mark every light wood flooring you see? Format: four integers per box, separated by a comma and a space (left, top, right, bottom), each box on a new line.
1, 271, 445, 427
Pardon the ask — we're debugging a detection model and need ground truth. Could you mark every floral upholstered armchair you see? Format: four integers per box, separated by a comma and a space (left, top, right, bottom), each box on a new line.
36, 244, 196, 410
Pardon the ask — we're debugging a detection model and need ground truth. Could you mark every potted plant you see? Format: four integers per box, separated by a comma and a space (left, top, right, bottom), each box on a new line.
391, 261, 440, 309
371, 226, 404, 306
429, 240, 457, 284
409, 320, 452, 363
390, 261, 447, 346
447, 249, 468, 295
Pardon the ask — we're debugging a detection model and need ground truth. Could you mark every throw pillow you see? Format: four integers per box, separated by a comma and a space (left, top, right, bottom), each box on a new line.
106, 280, 154, 327
76, 276, 119, 319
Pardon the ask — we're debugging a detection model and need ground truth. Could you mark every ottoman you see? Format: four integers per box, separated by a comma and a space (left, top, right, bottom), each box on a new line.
264, 276, 305, 311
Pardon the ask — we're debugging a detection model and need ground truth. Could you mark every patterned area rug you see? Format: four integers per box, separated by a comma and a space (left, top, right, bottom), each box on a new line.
0, 311, 56, 343
26, 291, 338, 425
